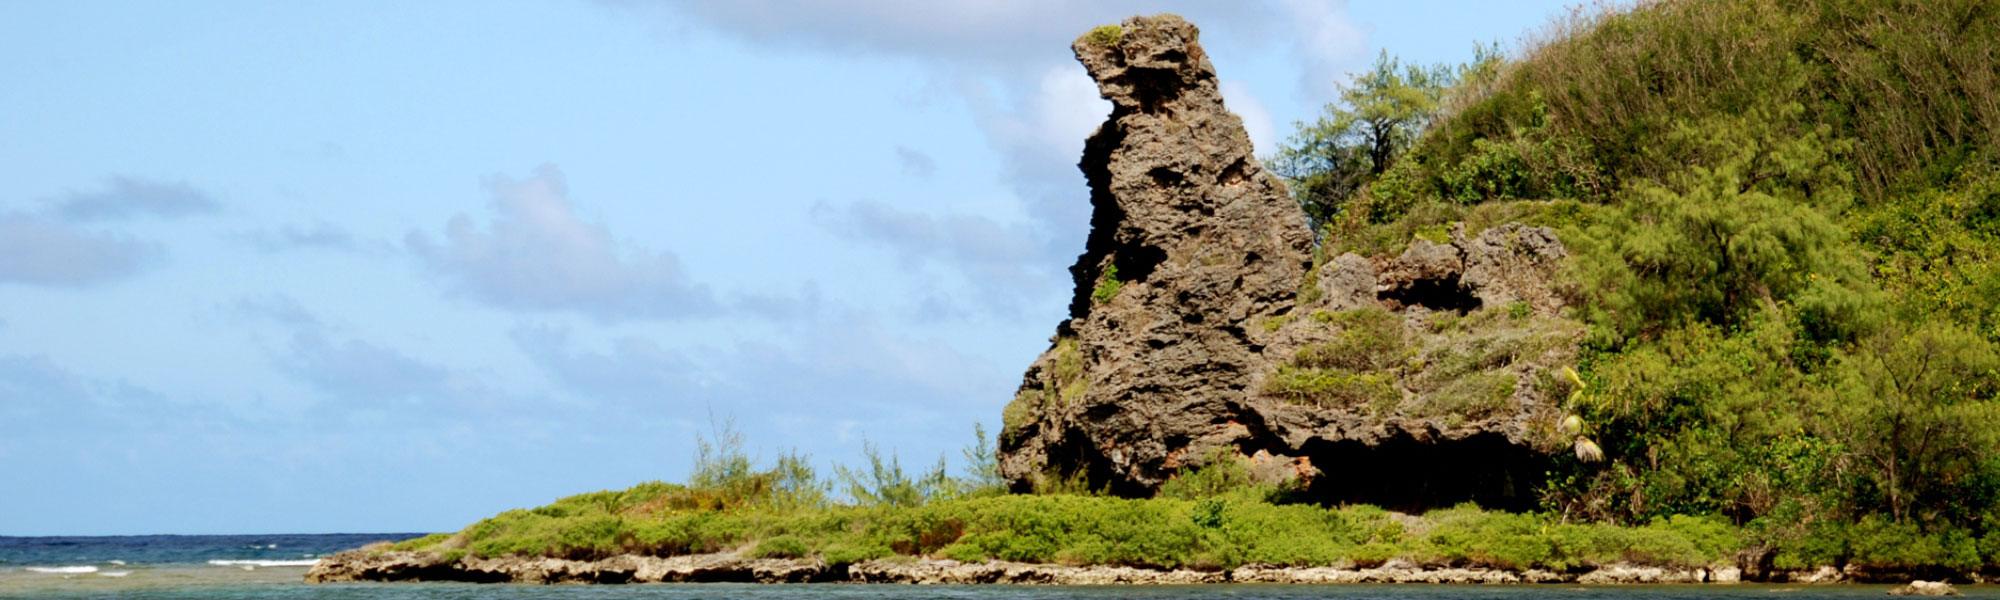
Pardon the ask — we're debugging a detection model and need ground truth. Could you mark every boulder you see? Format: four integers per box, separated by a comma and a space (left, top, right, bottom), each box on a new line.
1889, 581, 1961, 596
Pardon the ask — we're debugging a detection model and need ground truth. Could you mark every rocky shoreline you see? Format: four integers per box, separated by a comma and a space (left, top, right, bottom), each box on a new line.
304, 549, 1976, 587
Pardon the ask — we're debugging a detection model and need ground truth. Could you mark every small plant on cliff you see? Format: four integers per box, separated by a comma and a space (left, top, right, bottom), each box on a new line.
1091, 264, 1122, 304
1086, 25, 1123, 47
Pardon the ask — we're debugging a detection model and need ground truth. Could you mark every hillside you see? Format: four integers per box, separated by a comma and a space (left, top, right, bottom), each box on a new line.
1305, 0, 2000, 563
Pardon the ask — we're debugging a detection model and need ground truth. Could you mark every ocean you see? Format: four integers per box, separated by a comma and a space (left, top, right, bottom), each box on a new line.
0, 534, 1990, 599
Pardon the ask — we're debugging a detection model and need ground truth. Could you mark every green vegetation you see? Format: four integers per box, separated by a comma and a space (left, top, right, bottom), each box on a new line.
1271, 49, 1496, 228
1269, 0, 2000, 571
1266, 305, 1576, 427
399, 436, 1742, 571
1086, 25, 1124, 48
1091, 264, 1122, 304
395, 0, 2000, 577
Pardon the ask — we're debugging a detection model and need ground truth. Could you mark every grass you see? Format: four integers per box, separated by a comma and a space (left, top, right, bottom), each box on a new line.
393, 488, 1744, 572
1265, 304, 1577, 425
1086, 25, 1124, 48
1001, 337, 1088, 440
381, 423, 1985, 575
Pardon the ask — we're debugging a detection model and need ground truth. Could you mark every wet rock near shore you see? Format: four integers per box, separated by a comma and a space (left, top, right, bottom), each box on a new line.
308, 550, 1785, 586
1889, 580, 1962, 596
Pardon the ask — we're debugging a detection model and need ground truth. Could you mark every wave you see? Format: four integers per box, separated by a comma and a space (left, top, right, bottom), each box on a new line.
97, 570, 130, 577
107, 560, 126, 565
207, 559, 319, 567
26, 566, 98, 574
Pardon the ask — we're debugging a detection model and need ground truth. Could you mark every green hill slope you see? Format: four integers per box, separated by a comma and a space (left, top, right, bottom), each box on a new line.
1278, 0, 2000, 568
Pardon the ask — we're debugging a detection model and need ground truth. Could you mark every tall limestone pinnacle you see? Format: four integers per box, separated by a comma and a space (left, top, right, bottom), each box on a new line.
998, 15, 1579, 509
998, 14, 1315, 495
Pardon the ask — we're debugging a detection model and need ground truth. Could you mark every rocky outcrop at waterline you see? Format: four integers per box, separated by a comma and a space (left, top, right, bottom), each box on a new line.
996, 15, 1584, 509
313, 549, 1992, 586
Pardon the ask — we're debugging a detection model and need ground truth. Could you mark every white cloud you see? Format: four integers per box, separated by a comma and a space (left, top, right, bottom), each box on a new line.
809, 200, 1051, 313
513, 313, 1001, 412
281, 332, 452, 403
1278, 0, 1370, 101
959, 64, 1109, 262
893, 146, 937, 178
509, 325, 704, 405
229, 293, 323, 330
1221, 80, 1281, 157
642, 0, 1240, 68
614, 1, 1366, 320
0, 213, 157, 287
235, 221, 360, 253
407, 165, 718, 321
50, 176, 220, 222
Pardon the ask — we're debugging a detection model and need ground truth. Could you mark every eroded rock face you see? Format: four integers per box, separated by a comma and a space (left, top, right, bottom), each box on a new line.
998, 14, 1313, 496
997, 15, 1583, 510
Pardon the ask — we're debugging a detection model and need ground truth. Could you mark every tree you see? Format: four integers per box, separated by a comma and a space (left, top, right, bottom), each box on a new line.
1270, 51, 1460, 229
834, 440, 950, 508
957, 423, 1007, 495
1572, 104, 1875, 344
1830, 323, 2000, 523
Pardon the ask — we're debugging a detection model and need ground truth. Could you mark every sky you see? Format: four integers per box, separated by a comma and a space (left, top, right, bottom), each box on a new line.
0, 0, 1580, 536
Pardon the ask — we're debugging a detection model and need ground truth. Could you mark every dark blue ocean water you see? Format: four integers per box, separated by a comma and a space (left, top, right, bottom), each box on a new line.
2, 535, 1994, 599
0, 533, 417, 569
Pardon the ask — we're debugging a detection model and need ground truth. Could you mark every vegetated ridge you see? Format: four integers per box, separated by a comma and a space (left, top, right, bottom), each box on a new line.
312, 0, 2000, 585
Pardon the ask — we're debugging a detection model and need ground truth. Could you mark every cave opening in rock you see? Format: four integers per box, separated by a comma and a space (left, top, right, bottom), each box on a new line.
1295, 432, 1548, 512
1379, 275, 1482, 313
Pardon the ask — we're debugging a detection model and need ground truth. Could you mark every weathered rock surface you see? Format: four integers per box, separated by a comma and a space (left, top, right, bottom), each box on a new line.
997, 15, 1582, 509
1889, 580, 1962, 596
997, 14, 1314, 497
308, 550, 1766, 586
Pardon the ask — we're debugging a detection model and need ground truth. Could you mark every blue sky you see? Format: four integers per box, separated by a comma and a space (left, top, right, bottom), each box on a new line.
0, 1, 1578, 535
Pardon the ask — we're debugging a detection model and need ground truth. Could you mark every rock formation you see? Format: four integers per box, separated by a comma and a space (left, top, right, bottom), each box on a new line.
307, 549, 1765, 585
997, 14, 1314, 497
997, 15, 1583, 510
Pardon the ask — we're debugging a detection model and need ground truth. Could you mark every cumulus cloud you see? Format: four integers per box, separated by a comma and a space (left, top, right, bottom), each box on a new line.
1221, 81, 1282, 157
229, 293, 323, 330
1277, 0, 1370, 101
609, 1, 1367, 321
809, 200, 1052, 311
0, 354, 90, 410
279, 332, 455, 403
407, 165, 718, 321
893, 146, 937, 178
50, 176, 220, 221
641, 0, 1239, 68
235, 221, 360, 253
0, 353, 178, 435
0, 213, 157, 287
513, 315, 1003, 416
510, 325, 705, 405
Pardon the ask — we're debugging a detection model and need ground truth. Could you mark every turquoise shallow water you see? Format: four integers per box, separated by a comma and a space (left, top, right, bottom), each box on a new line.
4, 536, 1993, 599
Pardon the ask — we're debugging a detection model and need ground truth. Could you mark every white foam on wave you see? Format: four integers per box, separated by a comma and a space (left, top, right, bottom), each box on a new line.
208, 559, 320, 567
107, 560, 126, 565
98, 571, 130, 577
26, 566, 98, 574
